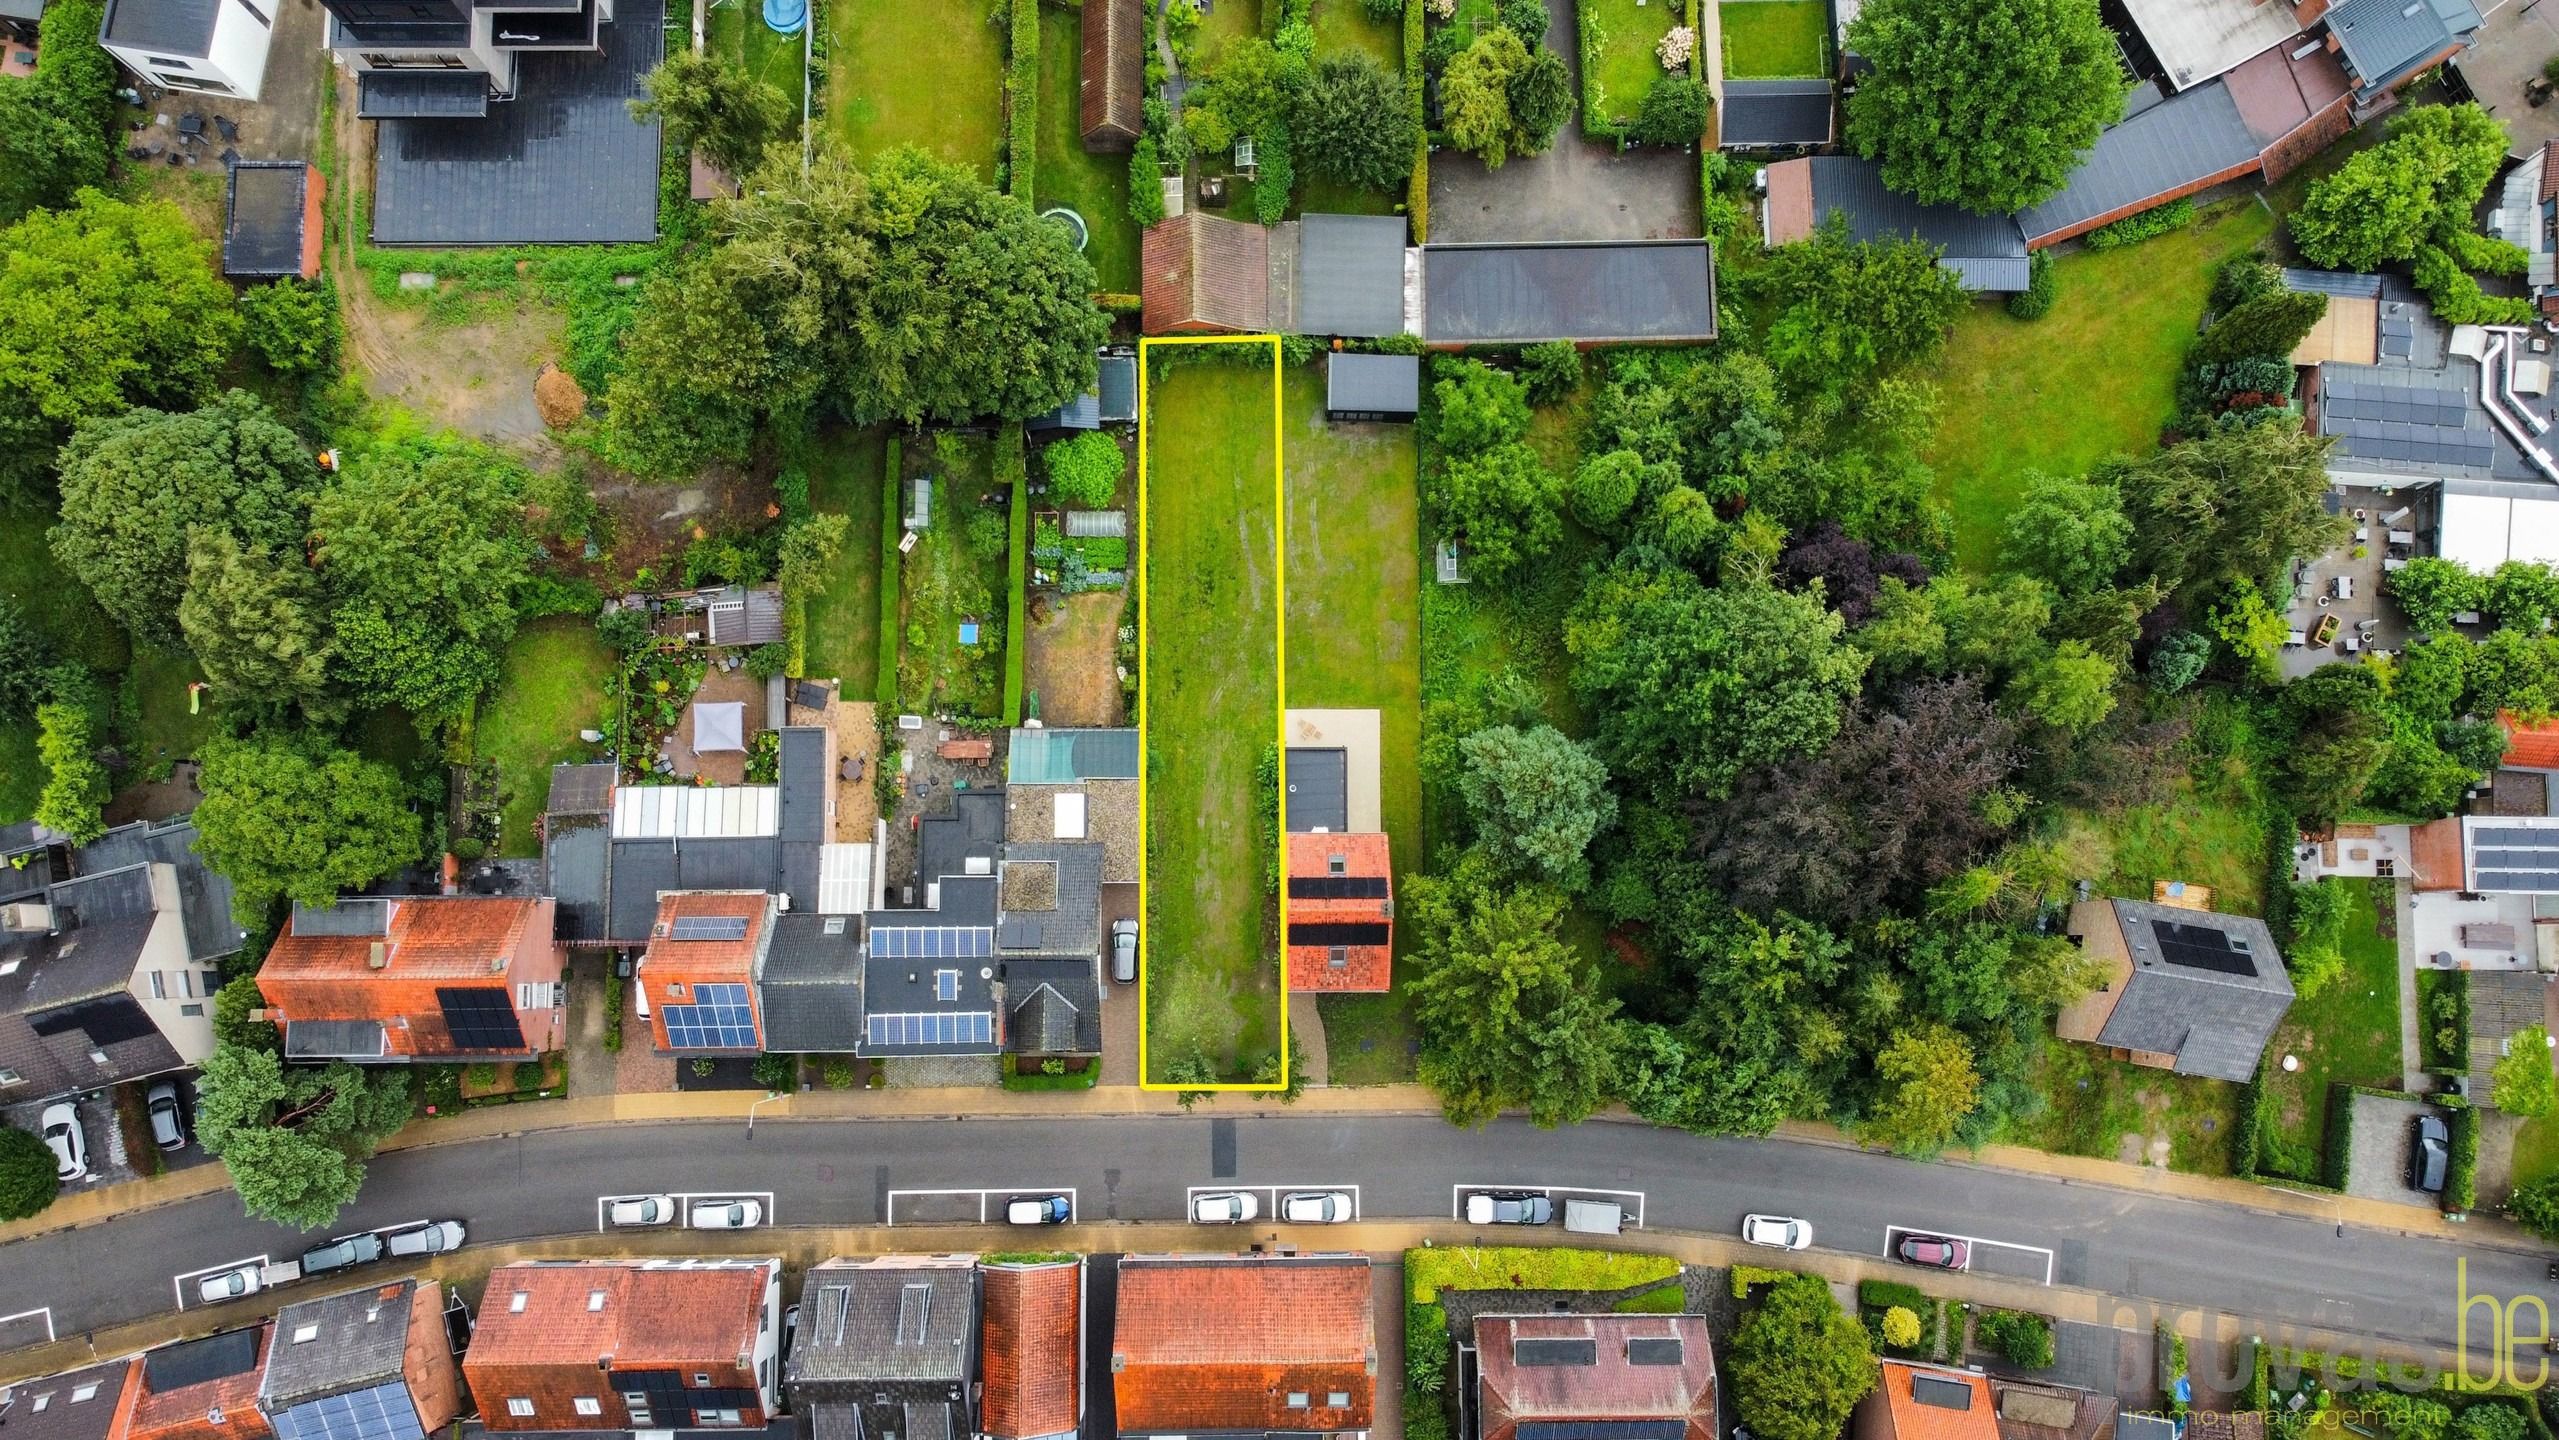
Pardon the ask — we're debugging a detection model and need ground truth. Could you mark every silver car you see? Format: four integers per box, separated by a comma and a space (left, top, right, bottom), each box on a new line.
196, 1265, 262, 1305
385, 1220, 465, 1257
1110, 919, 1138, 984
689, 1198, 764, 1229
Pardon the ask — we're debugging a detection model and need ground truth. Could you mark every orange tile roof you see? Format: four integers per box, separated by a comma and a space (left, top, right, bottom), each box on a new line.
2411, 817, 2464, 893
1112, 1256, 1375, 1434
1870, 1362, 1998, 1440
981, 1261, 1079, 1440
124, 1329, 272, 1440
463, 1262, 773, 1431
640, 893, 771, 1051
2505, 712, 2559, 771
1284, 833, 1392, 993
262, 898, 547, 982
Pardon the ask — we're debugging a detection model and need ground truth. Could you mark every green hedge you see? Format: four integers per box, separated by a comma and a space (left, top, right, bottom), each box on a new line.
1576, 0, 1626, 143
876, 435, 904, 712
2083, 198, 2196, 251
2231, 1056, 2266, 1178
1857, 1278, 1929, 1313
1405, 0, 1429, 241
2160, 1326, 2191, 1420
2446, 1096, 2477, 1214
1008, 0, 1039, 200
1731, 1263, 1798, 1298
1000, 426, 1029, 725
1407, 1248, 1681, 1304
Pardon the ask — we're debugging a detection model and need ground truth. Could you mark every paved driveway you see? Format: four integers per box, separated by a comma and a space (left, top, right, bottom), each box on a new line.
2456, 2, 2559, 155
1426, 0, 1701, 241
2344, 1092, 2441, 1209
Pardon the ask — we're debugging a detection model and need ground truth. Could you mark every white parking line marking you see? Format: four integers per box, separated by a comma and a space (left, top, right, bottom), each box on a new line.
1452, 1183, 1647, 1229
885, 1187, 1079, 1225
0, 1306, 56, 1343
171, 1255, 271, 1311
1883, 1224, 2055, 1284
1184, 1184, 1362, 1222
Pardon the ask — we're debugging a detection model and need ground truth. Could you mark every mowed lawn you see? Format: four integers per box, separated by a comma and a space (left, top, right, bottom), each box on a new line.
1314, 0, 1399, 68
1036, 5, 1138, 294
2258, 880, 2404, 1166
1929, 197, 2275, 569
1581, 0, 1678, 127
1719, 0, 1826, 76
803, 427, 886, 694
1280, 367, 1423, 1084
1144, 357, 1283, 1081
709, 2, 807, 126
826, 0, 1004, 177
479, 617, 615, 857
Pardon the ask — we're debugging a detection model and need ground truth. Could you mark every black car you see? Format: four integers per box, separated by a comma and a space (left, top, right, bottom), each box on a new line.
2409, 1113, 2450, 1194
299, 1232, 386, 1276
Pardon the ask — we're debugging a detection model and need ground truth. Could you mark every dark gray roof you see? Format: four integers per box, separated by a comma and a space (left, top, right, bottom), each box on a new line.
1799, 156, 2029, 291
66, 817, 243, 964
1030, 388, 1100, 433
292, 899, 394, 937
1098, 354, 1139, 423
2096, 900, 2293, 1082
2330, 0, 2477, 93
917, 792, 1006, 887
996, 842, 1103, 958
1284, 747, 1348, 833
284, 1019, 387, 1060
788, 1261, 977, 1386
459, 1423, 800, 1440
1422, 241, 1721, 343
781, 731, 829, 844
142, 1328, 263, 1393
0, 0, 46, 26
1005, 959, 1102, 1054
262, 1282, 420, 1407
758, 912, 865, 1052
225, 163, 313, 279
546, 818, 610, 943
1325, 354, 1419, 416
370, 0, 662, 245
0, 1359, 134, 1440
547, 763, 615, 818
2016, 79, 2258, 244
99, 0, 217, 56
605, 835, 781, 942
2284, 268, 2384, 299
1295, 213, 1409, 339
2317, 362, 2498, 478
1719, 79, 1834, 149
357, 71, 491, 119
860, 875, 999, 1056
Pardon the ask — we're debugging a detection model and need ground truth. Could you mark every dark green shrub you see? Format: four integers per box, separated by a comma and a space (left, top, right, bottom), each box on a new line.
0, 1126, 60, 1220
1977, 1309, 2055, 1369
2083, 198, 2195, 251
2006, 251, 2056, 320
754, 1053, 798, 1091
241, 277, 343, 376
2446, 1099, 2477, 1213
1043, 430, 1124, 507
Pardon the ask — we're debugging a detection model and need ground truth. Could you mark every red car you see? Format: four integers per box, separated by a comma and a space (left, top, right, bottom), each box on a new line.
1896, 1233, 1970, 1270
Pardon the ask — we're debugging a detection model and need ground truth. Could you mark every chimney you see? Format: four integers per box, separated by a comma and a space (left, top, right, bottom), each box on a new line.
367, 941, 389, 969
0, 903, 52, 934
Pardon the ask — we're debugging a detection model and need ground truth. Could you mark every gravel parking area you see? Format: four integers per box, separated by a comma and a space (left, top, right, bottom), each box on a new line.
2343, 1091, 2440, 1208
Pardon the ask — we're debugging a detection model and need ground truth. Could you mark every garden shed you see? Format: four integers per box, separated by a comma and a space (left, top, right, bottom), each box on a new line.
223, 161, 324, 280
1080, 0, 1142, 149
1325, 353, 1419, 423
1718, 79, 1835, 151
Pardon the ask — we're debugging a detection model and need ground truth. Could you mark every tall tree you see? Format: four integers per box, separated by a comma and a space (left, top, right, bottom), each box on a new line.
193, 1044, 413, 1230
630, 51, 794, 178
1843, 0, 2120, 213
1859, 1023, 1980, 1155
1454, 724, 1618, 891
1293, 53, 1417, 191
2289, 103, 2509, 271
2278, 661, 2391, 825
1506, 47, 1572, 155
1441, 28, 1528, 167
310, 439, 533, 720
1728, 1274, 1878, 1440
0, 192, 240, 501
2119, 424, 2345, 601
51, 390, 317, 646
1569, 564, 1870, 800
179, 529, 337, 719
1427, 442, 1562, 583
1634, 73, 1711, 147
0, 0, 116, 226
1405, 863, 1620, 1128
2000, 471, 2130, 597
1756, 221, 1969, 402
193, 734, 423, 924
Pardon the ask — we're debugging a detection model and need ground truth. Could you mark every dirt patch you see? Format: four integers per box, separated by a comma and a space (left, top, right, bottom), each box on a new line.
535, 365, 588, 427
666, 663, 765, 781
1024, 590, 1126, 726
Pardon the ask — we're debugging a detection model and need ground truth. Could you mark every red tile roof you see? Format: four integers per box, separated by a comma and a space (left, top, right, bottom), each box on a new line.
1866, 1362, 1999, 1440
1112, 1256, 1375, 1434
981, 1260, 1079, 1440
124, 1329, 272, 1440
639, 893, 771, 1052
1284, 833, 1392, 993
2505, 712, 2559, 770
1476, 1314, 1718, 1440
463, 1262, 774, 1432
259, 897, 559, 1059
1141, 214, 1271, 335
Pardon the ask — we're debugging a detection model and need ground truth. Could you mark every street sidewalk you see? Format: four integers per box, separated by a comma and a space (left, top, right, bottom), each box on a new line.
0, 1082, 2513, 1251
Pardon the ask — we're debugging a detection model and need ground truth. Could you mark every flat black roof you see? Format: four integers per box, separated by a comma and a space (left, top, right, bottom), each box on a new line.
99, 0, 217, 57
370, 0, 662, 245
1422, 241, 1718, 345
1284, 747, 1348, 833
1719, 79, 1834, 148
358, 70, 491, 119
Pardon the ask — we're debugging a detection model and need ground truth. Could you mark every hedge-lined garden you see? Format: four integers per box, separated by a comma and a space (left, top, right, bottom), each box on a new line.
1406, 1249, 1686, 1440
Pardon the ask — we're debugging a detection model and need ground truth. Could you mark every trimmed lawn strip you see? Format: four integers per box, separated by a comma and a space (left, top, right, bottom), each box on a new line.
1036, 6, 1139, 293
1581, 0, 1678, 131
1718, 0, 1826, 77
825, 0, 1006, 178
804, 427, 887, 694
1144, 359, 1282, 1078
127, 645, 219, 773
1314, 0, 1400, 68
2257, 880, 2404, 1165
1282, 366, 1423, 1084
1927, 198, 2275, 570
897, 436, 1009, 719
1196, 0, 1268, 67
479, 616, 615, 857
2512, 1112, 2559, 1196
1407, 1247, 1681, 1302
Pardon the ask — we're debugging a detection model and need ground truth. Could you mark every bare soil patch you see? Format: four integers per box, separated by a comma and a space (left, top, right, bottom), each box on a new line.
1025, 590, 1126, 726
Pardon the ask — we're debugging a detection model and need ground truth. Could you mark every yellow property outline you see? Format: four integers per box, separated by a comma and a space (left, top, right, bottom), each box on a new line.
1135, 333, 1290, 1092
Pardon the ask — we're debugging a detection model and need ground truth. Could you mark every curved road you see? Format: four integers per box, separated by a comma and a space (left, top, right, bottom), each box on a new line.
0, 1114, 2544, 1357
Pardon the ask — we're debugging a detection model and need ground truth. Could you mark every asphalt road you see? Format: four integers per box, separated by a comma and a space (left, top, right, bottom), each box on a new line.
1, 1114, 2547, 1359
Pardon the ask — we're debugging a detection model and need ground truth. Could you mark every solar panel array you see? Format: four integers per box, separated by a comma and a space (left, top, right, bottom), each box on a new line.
435, 987, 527, 1051
273, 1384, 425, 1440
865, 1011, 994, 1047
1289, 921, 1391, 947
2470, 825, 2559, 890
1912, 1376, 1975, 1412
2319, 371, 2496, 472
872, 926, 994, 959
2152, 922, 2257, 977
662, 982, 756, 1049
1513, 1338, 1597, 1367
669, 914, 750, 941
1289, 875, 1390, 899
1625, 1336, 1684, 1367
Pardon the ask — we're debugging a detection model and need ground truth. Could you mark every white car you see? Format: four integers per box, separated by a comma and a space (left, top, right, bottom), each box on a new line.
196, 1265, 263, 1305
689, 1198, 764, 1229
1006, 1196, 1072, 1225
607, 1195, 677, 1227
39, 1103, 85, 1182
1280, 1191, 1353, 1224
385, 1220, 466, 1257
1742, 1214, 1812, 1251
1191, 1191, 1258, 1224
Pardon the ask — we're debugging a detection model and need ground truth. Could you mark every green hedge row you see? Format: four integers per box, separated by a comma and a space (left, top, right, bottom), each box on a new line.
1000, 426, 1029, 726
1008, 0, 1039, 201
876, 435, 904, 712
1576, 0, 1626, 143
1405, 0, 1429, 241
2083, 197, 2195, 251
1729, 1263, 1796, 1298
2446, 1095, 2477, 1214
